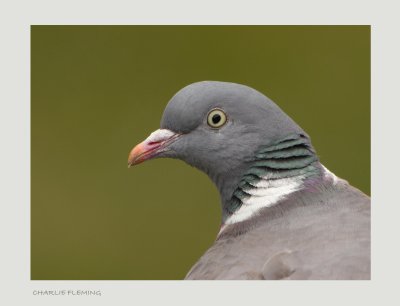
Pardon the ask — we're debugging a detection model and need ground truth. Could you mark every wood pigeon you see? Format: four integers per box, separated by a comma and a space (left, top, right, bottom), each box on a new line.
128, 81, 370, 280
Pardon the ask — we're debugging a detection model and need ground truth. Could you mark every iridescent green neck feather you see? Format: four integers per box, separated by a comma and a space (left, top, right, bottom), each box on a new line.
226, 134, 320, 215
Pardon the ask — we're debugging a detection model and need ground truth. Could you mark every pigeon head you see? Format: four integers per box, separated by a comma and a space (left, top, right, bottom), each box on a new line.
128, 81, 320, 221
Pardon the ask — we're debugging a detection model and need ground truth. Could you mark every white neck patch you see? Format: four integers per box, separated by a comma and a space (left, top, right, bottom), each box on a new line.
219, 164, 339, 233
321, 164, 339, 185
222, 174, 305, 227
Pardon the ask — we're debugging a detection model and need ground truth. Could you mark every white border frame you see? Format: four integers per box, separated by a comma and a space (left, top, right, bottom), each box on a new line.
1, 0, 399, 305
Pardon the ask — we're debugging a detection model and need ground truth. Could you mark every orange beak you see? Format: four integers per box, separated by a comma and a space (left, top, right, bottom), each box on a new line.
128, 129, 180, 167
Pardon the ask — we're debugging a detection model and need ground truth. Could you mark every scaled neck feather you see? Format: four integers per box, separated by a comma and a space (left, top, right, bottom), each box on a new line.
221, 134, 321, 227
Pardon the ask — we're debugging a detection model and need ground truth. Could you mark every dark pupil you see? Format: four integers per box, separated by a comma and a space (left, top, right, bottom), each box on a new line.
212, 114, 221, 124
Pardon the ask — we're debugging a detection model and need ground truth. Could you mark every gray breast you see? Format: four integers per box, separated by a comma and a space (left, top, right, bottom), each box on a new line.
185, 178, 370, 280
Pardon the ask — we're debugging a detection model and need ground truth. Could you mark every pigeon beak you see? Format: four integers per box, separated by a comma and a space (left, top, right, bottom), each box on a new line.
128, 129, 180, 167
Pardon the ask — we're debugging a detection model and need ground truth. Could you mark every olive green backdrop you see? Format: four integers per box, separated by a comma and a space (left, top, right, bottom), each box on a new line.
31, 26, 370, 280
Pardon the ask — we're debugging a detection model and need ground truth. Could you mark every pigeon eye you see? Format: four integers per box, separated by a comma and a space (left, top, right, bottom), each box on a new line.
207, 109, 227, 128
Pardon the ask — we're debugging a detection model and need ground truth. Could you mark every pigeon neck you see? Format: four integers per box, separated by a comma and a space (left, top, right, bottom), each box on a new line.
218, 134, 322, 227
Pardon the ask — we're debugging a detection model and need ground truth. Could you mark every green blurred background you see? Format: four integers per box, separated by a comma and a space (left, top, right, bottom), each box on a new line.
31, 26, 370, 280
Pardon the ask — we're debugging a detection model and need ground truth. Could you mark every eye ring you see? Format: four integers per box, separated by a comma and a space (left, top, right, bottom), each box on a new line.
207, 108, 227, 128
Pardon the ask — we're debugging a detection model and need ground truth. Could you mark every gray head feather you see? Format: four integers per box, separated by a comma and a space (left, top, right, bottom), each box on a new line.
159, 81, 318, 216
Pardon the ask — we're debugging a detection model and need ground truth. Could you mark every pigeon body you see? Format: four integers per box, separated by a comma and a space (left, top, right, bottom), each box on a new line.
128, 81, 370, 280
185, 173, 370, 280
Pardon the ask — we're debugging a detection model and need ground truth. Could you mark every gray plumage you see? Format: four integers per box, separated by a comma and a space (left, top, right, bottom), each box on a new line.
129, 81, 370, 280
185, 178, 370, 280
